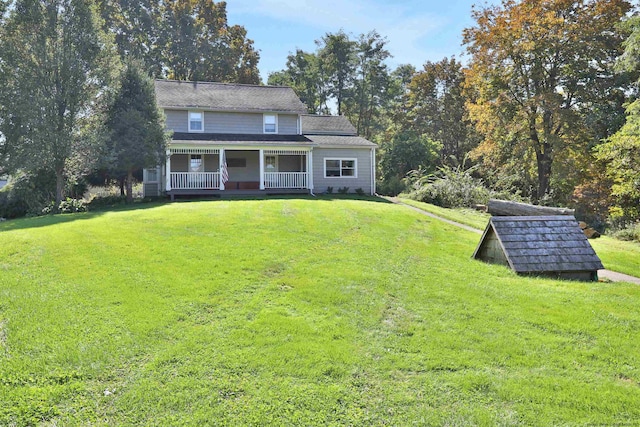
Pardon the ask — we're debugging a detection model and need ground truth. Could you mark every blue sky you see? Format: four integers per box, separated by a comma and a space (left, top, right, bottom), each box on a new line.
226, 0, 497, 82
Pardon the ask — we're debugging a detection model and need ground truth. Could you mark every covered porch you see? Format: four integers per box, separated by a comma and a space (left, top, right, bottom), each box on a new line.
164, 147, 313, 199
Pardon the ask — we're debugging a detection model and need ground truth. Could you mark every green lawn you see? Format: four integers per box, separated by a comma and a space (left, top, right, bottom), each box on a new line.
592, 236, 640, 279
399, 198, 640, 278
398, 197, 491, 230
1, 198, 639, 425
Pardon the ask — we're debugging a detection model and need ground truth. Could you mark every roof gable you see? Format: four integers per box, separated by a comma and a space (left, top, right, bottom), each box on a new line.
155, 80, 307, 113
473, 216, 603, 274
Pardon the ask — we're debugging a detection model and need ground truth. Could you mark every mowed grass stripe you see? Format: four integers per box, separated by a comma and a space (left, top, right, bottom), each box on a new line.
0, 198, 638, 425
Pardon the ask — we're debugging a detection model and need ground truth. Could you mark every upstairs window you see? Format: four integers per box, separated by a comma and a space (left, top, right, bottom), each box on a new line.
264, 114, 277, 133
189, 111, 203, 132
325, 158, 356, 178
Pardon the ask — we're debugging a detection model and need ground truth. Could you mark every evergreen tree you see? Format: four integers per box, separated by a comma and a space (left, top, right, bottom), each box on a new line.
104, 61, 168, 203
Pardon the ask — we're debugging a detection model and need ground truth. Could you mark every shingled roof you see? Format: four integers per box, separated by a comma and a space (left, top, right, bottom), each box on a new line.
302, 115, 357, 135
171, 132, 313, 147
155, 80, 307, 113
473, 216, 603, 281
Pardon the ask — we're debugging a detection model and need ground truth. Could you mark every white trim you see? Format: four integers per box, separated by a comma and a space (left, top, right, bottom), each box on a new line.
323, 157, 358, 179
371, 148, 376, 195
308, 150, 314, 190
165, 150, 172, 191
188, 110, 204, 133
169, 145, 312, 152
219, 148, 225, 190
170, 147, 219, 155
259, 149, 265, 190
263, 149, 309, 155
263, 113, 278, 134
161, 106, 305, 115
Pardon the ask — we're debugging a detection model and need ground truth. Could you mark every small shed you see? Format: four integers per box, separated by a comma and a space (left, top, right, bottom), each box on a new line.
473, 215, 603, 281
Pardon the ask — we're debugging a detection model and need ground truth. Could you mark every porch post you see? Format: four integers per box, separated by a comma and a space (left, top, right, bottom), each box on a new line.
307, 149, 314, 191
219, 148, 225, 190
165, 149, 171, 192
371, 148, 376, 195
259, 149, 265, 190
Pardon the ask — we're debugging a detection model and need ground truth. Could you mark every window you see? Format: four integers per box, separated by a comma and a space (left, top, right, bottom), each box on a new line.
264, 114, 277, 133
190, 154, 203, 172
265, 155, 277, 171
146, 168, 158, 182
189, 111, 203, 132
324, 158, 356, 178
227, 158, 246, 168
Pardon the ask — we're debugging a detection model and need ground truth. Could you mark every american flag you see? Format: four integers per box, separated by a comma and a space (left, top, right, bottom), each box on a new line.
221, 150, 229, 184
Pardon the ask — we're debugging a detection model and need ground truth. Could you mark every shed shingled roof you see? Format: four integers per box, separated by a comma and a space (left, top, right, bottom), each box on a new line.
301, 115, 357, 135
473, 216, 603, 273
155, 80, 307, 113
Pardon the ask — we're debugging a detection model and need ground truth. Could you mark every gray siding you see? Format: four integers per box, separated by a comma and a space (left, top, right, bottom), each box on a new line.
278, 155, 305, 172
203, 154, 219, 172
170, 153, 219, 172
226, 150, 259, 181
313, 148, 373, 194
143, 183, 159, 197
204, 112, 262, 133
278, 115, 298, 134
164, 109, 299, 135
165, 109, 188, 132
171, 154, 189, 172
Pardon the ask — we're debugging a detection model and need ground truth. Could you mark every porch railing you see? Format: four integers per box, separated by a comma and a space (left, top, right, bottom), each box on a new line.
264, 172, 307, 189
171, 172, 220, 190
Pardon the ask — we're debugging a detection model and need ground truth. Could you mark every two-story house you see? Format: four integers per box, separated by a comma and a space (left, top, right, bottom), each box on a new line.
144, 80, 377, 199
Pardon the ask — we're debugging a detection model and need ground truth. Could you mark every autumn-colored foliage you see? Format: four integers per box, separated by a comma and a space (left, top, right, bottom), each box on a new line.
463, 0, 632, 202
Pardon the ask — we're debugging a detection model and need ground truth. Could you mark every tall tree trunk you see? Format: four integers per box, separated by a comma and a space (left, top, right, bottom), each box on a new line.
125, 170, 134, 204
55, 168, 64, 209
536, 151, 552, 201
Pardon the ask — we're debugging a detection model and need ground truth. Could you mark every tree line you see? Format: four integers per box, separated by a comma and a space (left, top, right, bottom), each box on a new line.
0, 0, 261, 213
269, 0, 639, 228
0, 0, 639, 230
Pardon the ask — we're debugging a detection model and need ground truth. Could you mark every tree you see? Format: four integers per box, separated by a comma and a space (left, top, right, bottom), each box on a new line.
158, 0, 260, 83
349, 30, 393, 139
404, 57, 477, 166
378, 126, 441, 184
96, 0, 164, 76
594, 16, 640, 222
267, 50, 328, 114
0, 0, 118, 206
463, 0, 632, 202
98, 0, 261, 83
317, 30, 357, 116
104, 61, 168, 203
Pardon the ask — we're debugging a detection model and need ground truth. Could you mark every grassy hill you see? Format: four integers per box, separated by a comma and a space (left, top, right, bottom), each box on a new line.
1, 198, 639, 425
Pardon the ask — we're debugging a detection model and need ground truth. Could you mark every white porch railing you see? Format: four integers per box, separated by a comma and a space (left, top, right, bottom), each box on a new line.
264, 172, 308, 189
171, 172, 220, 190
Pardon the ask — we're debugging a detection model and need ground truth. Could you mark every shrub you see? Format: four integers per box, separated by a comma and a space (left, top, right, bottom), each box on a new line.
0, 171, 56, 218
355, 188, 365, 196
58, 198, 87, 214
405, 165, 491, 208
337, 187, 349, 194
376, 176, 406, 196
86, 194, 127, 209
326, 186, 334, 194
610, 222, 640, 243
